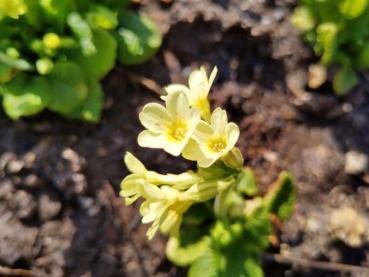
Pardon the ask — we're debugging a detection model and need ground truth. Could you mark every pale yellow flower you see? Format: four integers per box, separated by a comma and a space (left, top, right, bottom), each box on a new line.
139, 184, 193, 239
120, 153, 201, 205
164, 67, 217, 121
182, 108, 240, 168
138, 91, 200, 156
186, 177, 235, 202
0, 0, 27, 19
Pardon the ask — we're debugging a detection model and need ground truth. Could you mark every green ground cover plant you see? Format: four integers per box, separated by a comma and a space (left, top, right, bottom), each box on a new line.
120, 67, 296, 276
291, 0, 369, 95
0, 0, 161, 122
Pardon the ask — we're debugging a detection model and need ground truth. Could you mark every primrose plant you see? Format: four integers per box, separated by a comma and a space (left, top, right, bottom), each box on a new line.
292, 0, 369, 95
0, 0, 161, 122
121, 67, 296, 276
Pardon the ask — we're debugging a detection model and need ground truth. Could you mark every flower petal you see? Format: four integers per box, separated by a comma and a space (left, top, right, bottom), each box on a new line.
211, 108, 228, 134
138, 130, 168, 149
138, 183, 163, 200
208, 67, 218, 88
188, 68, 208, 100
164, 84, 190, 95
166, 91, 190, 119
139, 103, 171, 132
225, 122, 240, 150
124, 152, 146, 174
192, 121, 213, 143
182, 139, 214, 167
164, 140, 186, 156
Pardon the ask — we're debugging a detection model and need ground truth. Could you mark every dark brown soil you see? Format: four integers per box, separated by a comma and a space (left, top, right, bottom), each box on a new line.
1, 1, 369, 276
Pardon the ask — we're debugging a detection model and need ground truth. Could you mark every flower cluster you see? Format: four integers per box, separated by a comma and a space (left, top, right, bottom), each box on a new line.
0, 0, 27, 19
121, 67, 244, 239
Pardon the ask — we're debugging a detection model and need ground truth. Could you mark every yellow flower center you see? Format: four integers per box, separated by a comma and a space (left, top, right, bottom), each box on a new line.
167, 120, 188, 142
193, 98, 210, 121
207, 135, 227, 153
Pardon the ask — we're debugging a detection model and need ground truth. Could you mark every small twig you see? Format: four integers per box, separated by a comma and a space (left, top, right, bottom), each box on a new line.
263, 252, 369, 274
126, 73, 162, 95
0, 266, 34, 277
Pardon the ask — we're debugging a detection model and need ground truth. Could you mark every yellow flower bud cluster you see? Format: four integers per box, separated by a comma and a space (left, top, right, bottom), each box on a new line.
121, 66, 246, 239
0, 0, 27, 19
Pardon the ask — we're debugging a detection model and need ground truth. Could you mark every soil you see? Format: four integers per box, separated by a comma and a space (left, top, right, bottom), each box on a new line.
1, 0, 369, 276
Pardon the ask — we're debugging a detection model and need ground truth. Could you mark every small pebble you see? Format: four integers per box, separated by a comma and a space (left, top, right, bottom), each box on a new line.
10, 190, 37, 220
38, 191, 62, 221
330, 206, 366, 248
24, 174, 44, 190
6, 160, 25, 174
344, 151, 368, 175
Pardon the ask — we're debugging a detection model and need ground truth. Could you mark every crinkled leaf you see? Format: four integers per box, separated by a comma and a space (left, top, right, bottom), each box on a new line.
333, 65, 359, 96
166, 226, 210, 267
243, 207, 271, 251
74, 28, 117, 79
222, 247, 264, 277
264, 171, 296, 221
236, 168, 257, 196
116, 11, 161, 65
1, 75, 50, 119
188, 249, 221, 277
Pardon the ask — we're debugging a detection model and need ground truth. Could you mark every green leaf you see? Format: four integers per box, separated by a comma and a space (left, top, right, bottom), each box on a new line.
47, 62, 88, 116
264, 172, 296, 221
235, 168, 257, 196
1, 75, 50, 119
356, 42, 369, 69
86, 4, 118, 30
316, 22, 339, 65
243, 207, 271, 251
0, 63, 15, 83
188, 249, 221, 277
70, 79, 104, 123
166, 226, 210, 267
67, 12, 96, 56
74, 28, 117, 79
116, 11, 161, 65
222, 248, 264, 277
332, 65, 359, 96
182, 203, 214, 226
339, 0, 369, 19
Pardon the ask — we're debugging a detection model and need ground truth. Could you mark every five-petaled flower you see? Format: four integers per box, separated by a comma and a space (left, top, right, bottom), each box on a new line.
182, 108, 240, 168
138, 91, 201, 156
